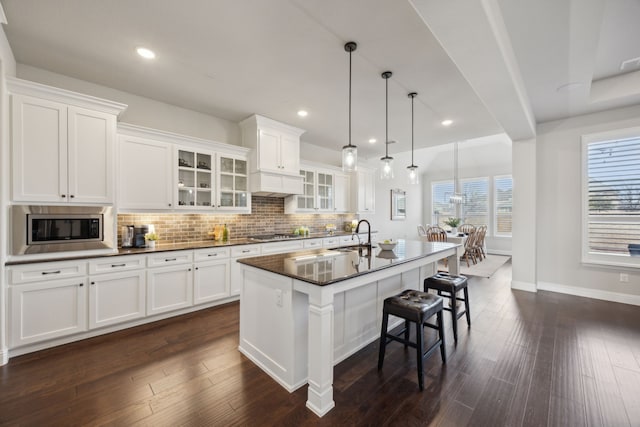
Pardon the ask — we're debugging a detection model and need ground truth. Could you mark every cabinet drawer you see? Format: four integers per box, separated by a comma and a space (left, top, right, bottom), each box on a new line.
9, 260, 87, 285
303, 238, 323, 249
231, 245, 261, 258
261, 240, 304, 255
194, 247, 231, 261
89, 255, 145, 274
147, 251, 193, 267
339, 235, 356, 246
323, 237, 340, 248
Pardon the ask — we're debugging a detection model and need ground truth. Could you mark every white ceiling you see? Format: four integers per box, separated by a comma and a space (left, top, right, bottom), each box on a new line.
2, 0, 639, 157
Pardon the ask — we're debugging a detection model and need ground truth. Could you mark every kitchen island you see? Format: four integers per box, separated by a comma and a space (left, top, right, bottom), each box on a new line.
237, 239, 461, 417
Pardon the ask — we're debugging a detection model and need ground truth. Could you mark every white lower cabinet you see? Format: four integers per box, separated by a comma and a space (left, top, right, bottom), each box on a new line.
10, 277, 88, 347
230, 245, 261, 296
89, 270, 146, 329
194, 248, 231, 304
147, 264, 194, 315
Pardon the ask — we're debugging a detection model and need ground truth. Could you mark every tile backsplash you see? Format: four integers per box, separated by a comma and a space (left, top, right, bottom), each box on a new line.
117, 196, 355, 245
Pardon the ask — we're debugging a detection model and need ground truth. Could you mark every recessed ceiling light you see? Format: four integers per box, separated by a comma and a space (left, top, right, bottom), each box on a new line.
136, 47, 156, 59
369, 138, 377, 144
297, 110, 308, 117
441, 119, 453, 126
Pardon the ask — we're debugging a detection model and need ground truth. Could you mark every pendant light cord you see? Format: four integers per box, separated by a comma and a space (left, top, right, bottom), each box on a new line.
348, 47, 352, 148
411, 94, 414, 165
385, 75, 389, 157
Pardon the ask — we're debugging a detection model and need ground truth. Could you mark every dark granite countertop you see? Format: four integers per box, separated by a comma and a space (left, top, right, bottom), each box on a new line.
4, 230, 376, 266
237, 239, 459, 286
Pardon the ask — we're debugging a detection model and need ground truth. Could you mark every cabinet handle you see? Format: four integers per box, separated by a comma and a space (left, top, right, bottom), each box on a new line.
61, 195, 66, 198
195, 267, 199, 270
208, 253, 218, 257
91, 281, 95, 285
111, 263, 126, 268
165, 258, 177, 262
79, 283, 84, 287
242, 250, 251, 253
42, 270, 61, 275
188, 268, 192, 271
70, 195, 75, 198
168, 203, 172, 207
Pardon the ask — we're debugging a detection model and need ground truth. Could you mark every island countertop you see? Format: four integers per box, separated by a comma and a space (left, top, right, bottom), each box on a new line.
237, 239, 459, 286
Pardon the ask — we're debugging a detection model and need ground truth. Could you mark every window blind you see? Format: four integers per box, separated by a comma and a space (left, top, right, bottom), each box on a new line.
461, 178, 488, 226
587, 137, 640, 255
495, 176, 513, 236
432, 181, 455, 227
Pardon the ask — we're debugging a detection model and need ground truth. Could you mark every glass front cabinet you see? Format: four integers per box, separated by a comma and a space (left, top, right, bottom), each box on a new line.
176, 148, 250, 213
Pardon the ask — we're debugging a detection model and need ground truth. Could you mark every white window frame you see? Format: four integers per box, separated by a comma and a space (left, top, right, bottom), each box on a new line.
431, 180, 455, 227
494, 175, 513, 237
582, 126, 640, 268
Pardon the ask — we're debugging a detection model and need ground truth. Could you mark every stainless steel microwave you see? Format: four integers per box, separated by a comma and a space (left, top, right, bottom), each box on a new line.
11, 205, 115, 255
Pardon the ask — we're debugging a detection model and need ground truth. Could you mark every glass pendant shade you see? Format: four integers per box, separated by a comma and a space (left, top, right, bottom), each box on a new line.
342, 41, 358, 172
407, 165, 419, 185
380, 156, 394, 179
342, 145, 357, 171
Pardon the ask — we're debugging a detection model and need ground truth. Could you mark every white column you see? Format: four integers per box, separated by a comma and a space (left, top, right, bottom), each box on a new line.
305, 286, 335, 417
511, 138, 537, 292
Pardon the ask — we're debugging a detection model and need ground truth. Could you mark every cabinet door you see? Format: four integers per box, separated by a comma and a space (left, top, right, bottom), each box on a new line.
177, 148, 215, 209
10, 278, 87, 347
297, 169, 316, 210
118, 136, 173, 209
11, 94, 67, 202
334, 173, 350, 213
258, 127, 281, 172
279, 133, 300, 175
147, 265, 193, 315
357, 169, 375, 214
89, 270, 146, 329
317, 172, 334, 211
67, 106, 115, 204
194, 259, 230, 304
217, 155, 250, 211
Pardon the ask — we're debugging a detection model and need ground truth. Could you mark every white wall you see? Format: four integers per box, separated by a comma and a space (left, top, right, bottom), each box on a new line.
17, 64, 241, 146
0, 22, 17, 364
536, 104, 640, 300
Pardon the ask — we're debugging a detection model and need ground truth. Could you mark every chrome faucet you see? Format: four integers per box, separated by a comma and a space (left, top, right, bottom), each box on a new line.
353, 219, 372, 248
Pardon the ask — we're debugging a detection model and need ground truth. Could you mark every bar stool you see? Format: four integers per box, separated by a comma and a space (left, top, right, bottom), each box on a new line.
423, 272, 470, 342
378, 289, 446, 391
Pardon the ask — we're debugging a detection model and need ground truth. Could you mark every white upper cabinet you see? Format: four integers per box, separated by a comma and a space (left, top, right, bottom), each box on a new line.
117, 124, 250, 212
8, 78, 126, 204
352, 167, 376, 214
284, 163, 351, 214
240, 114, 305, 196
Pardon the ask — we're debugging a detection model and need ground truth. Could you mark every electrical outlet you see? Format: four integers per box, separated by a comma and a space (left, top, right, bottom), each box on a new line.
620, 273, 629, 283
275, 289, 283, 307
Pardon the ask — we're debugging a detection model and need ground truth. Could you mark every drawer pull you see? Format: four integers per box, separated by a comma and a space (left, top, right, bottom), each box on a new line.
165, 258, 177, 262
79, 283, 84, 287
208, 253, 218, 257
242, 250, 251, 253
111, 263, 126, 268
42, 270, 61, 275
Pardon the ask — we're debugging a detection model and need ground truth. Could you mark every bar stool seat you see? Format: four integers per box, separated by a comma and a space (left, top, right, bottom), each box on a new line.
423, 272, 470, 342
377, 289, 446, 390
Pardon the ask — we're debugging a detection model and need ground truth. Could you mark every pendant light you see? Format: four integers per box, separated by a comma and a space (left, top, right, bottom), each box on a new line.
407, 92, 419, 185
449, 141, 463, 204
342, 41, 358, 172
380, 71, 394, 180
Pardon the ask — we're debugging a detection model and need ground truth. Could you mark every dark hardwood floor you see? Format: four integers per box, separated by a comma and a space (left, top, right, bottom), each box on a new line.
2, 261, 640, 426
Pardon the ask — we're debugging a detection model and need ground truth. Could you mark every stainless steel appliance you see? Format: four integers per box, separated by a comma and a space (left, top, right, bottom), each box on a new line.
11, 205, 115, 255
121, 225, 134, 248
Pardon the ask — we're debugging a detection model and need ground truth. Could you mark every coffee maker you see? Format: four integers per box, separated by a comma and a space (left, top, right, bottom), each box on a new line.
133, 225, 149, 248
121, 225, 134, 248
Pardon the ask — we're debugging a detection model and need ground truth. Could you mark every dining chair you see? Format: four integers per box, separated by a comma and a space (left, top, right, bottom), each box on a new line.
426, 226, 447, 242
475, 225, 487, 259
462, 231, 478, 267
417, 224, 428, 237
459, 224, 476, 234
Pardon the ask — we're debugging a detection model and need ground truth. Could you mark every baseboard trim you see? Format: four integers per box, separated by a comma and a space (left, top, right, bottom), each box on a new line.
537, 281, 640, 307
487, 249, 512, 256
0, 348, 8, 366
511, 280, 537, 292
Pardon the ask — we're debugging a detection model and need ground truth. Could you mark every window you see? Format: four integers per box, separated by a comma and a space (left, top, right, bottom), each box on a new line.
431, 181, 455, 227
583, 128, 640, 267
461, 178, 488, 227
494, 176, 513, 236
